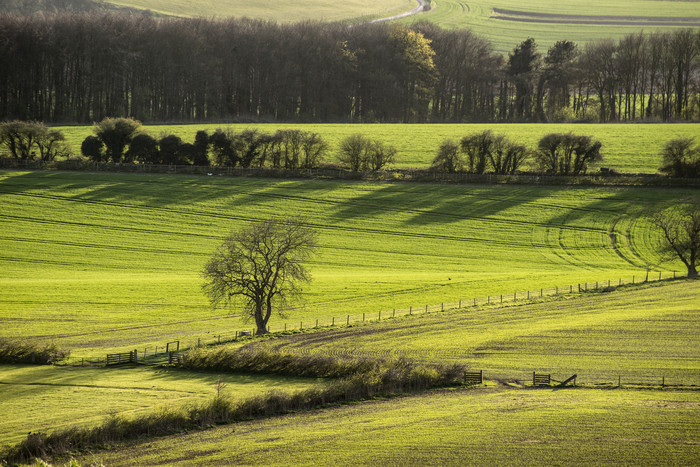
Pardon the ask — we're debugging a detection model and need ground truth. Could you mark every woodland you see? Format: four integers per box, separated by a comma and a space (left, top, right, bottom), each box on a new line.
0, 14, 698, 124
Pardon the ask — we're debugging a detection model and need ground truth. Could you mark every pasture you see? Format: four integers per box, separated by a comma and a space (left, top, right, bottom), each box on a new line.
56, 123, 700, 174
106, 0, 415, 22
403, 0, 700, 53
0, 170, 696, 356
0, 365, 322, 448
243, 280, 700, 386
80, 386, 700, 466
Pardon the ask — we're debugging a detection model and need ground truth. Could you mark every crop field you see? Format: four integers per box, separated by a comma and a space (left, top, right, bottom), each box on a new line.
57, 123, 700, 174
0, 171, 696, 356
106, 0, 415, 22
0, 365, 322, 448
243, 280, 700, 385
79, 386, 700, 465
401, 0, 700, 53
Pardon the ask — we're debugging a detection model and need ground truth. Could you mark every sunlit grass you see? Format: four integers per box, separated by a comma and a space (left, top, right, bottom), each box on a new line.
80, 386, 700, 466
0, 171, 694, 355
0, 364, 323, 448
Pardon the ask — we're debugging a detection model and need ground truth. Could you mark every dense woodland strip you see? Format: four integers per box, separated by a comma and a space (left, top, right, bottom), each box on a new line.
0, 13, 698, 123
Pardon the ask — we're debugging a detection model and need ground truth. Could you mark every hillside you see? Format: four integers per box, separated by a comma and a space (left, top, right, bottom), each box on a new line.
1, 171, 695, 356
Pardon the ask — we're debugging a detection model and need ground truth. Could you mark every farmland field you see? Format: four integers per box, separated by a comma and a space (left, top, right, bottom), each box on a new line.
404, 0, 700, 53
80, 386, 700, 466
0, 170, 696, 356
243, 280, 700, 385
106, 0, 415, 22
0, 365, 323, 448
57, 123, 700, 174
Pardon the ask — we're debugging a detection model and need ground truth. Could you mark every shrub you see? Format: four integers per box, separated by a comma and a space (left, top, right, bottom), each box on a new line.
93, 117, 143, 163
431, 139, 462, 173
0, 338, 69, 364
337, 134, 397, 172
81, 135, 104, 162
0, 121, 69, 161
534, 132, 603, 175
659, 137, 700, 178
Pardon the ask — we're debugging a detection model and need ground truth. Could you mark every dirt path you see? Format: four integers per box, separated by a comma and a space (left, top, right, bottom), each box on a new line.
368, 0, 428, 24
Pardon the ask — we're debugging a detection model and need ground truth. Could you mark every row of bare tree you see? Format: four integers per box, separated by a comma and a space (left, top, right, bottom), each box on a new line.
0, 13, 698, 123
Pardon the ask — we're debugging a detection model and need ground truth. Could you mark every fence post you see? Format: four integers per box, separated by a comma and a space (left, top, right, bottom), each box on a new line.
393, 309, 395, 318
363, 313, 365, 322
459, 300, 461, 308
332, 317, 335, 326
379, 311, 381, 321
500, 294, 503, 303
487, 296, 490, 304
632, 275, 635, 284
513, 292, 516, 301
426, 305, 428, 313
347, 315, 350, 325
555, 286, 558, 295
474, 298, 477, 306
619, 278, 622, 286
662, 376, 665, 388
301, 321, 303, 330
540, 288, 543, 297
316, 319, 318, 328
659, 271, 662, 281
410, 306, 412, 315
527, 291, 530, 299
441, 303, 444, 311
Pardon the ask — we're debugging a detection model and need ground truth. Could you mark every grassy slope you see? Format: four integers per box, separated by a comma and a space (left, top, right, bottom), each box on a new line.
244, 280, 700, 385
57, 123, 700, 174
0, 364, 323, 448
1, 171, 695, 355
403, 0, 700, 54
80, 386, 700, 466
106, 0, 415, 21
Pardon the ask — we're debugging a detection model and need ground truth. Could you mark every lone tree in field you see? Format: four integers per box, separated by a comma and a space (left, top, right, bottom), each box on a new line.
650, 201, 700, 277
202, 218, 318, 334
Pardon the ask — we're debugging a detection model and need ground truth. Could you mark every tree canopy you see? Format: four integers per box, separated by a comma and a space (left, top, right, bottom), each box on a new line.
202, 218, 318, 335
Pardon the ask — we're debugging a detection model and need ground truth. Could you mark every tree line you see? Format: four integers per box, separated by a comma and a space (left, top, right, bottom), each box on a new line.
3, 118, 698, 177
0, 13, 698, 124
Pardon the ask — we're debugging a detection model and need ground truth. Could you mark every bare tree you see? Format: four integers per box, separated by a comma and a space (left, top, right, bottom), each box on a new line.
202, 218, 318, 335
650, 201, 700, 277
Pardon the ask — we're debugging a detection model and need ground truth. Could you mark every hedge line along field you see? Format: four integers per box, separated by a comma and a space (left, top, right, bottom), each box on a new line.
57, 123, 700, 174
401, 0, 700, 54
105, 0, 414, 21
80, 386, 700, 466
0, 171, 696, 355
242, 280, 700, 386
0, 365, 322, 448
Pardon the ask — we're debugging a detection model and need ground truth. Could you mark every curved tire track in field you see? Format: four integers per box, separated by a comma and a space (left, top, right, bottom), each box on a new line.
367, 0, 428, 24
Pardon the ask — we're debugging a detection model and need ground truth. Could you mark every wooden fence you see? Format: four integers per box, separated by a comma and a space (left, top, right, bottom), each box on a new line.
106, 350, 136, 365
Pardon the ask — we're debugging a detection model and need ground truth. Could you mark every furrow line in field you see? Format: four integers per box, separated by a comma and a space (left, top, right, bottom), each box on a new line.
0, 188, 616, 236
0, 236, 209, 257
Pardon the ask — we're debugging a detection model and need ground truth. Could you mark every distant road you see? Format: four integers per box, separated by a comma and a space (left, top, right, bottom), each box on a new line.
368, 0, 428, 24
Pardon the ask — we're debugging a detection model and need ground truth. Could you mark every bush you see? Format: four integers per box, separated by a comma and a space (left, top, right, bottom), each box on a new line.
0, 338, 69, 364
81, 135, 104, 161
659, 137, 700, 178
337, 134, 397, 172
0, 121, 69, 161
534, 132, 603, 175
93, 117, 143, 163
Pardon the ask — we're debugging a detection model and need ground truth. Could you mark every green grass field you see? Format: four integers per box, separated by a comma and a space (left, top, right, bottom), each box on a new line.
244, 280, 700, 385
0, 171, 695, 356
106, 0, 415, 22
79, 386, 700, 466
57, 123, 700, 174
0, 365, 322, 448
406, 0, 700, 54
